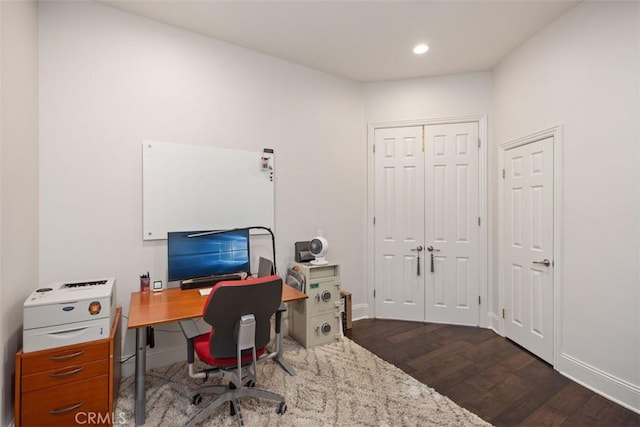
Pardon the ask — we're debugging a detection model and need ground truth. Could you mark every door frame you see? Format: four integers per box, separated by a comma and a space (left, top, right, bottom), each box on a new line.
367, 115, 488, 326
497, 125, 563, 367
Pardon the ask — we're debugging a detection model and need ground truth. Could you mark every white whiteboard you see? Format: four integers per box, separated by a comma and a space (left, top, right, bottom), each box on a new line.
142, 141, 274, 240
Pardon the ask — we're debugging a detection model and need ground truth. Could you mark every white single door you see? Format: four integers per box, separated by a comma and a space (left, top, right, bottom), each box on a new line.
503, 137, 554, 364
424, 123, 480, 325
374, 126, 425, 321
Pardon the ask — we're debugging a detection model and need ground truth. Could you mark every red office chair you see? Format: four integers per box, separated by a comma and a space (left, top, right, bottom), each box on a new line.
180, 275, 287, 426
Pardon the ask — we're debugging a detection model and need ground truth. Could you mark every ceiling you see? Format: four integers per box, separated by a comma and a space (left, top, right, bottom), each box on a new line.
103, 1, 579, 83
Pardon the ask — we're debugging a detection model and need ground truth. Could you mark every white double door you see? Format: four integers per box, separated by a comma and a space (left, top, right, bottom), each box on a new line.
374, 122, 480, 325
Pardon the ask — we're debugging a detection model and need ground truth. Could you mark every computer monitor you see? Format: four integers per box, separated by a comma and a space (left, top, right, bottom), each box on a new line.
167, 229, 251, 283
257, 257, 275, 278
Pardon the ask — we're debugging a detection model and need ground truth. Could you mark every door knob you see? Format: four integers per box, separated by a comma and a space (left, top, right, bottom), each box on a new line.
533, 258, 551, 267
411, 246, 424, 252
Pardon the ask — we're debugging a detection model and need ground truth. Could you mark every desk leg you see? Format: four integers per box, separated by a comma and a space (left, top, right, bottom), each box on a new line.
274, 304, 296, 376
134, 327, 147, 426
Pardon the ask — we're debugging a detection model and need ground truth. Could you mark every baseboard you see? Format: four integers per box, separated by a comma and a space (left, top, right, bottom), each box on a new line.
558, 352, 640, 414
487, 312, 502, 335
352, 303, 369, 322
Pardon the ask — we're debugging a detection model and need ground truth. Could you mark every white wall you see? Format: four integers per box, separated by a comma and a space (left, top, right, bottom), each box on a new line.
38, 2, 364, 372
0, 1, 39, 424
364, 72, 492, 123
492, 1, 639, 411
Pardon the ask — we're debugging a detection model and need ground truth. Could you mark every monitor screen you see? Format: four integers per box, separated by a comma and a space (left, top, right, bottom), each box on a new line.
167, 229, 250, 282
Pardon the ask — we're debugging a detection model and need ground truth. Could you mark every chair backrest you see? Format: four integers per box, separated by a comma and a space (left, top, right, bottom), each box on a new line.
203, 275, 283, 359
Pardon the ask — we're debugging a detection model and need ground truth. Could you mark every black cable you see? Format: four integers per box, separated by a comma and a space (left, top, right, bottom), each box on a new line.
147, 326, 155, 348
120, 353, 136, 364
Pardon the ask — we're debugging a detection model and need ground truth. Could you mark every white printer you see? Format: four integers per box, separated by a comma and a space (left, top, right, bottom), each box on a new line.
23, 278, 116, 353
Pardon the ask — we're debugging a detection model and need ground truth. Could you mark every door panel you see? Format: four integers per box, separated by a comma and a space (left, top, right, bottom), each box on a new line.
424, 122, 480, 325
374, 126, 425, 321
504, 137, 554, 364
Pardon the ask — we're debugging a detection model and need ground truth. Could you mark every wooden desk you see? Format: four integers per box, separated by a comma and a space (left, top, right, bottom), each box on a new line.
128, 284, 306, 328
128, 283, 307, 426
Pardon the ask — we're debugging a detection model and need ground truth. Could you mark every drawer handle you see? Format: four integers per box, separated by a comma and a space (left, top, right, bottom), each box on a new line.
49, 366, 84, 377
49, 350, 84, 361
49, 401, 84, 415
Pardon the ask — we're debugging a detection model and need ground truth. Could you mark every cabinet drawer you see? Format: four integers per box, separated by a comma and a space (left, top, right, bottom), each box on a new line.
22, 374, 109, 426
21, 341, 108, 375
22, 358, 108, 393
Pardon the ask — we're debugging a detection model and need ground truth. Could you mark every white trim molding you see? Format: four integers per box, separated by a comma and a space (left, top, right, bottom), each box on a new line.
558, 353, 640, 414
352, 303, 369, 323
367, 115, 489, 325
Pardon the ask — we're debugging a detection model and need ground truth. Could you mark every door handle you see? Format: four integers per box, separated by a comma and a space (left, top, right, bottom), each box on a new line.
411, 246, 423, 275
427, 246, 440, 272
533, 258, 551, 267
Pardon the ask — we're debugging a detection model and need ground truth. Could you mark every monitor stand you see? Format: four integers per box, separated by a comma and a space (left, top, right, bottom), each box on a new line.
180, 273, 243, 290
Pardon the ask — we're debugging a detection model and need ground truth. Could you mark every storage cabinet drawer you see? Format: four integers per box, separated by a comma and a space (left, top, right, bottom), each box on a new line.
22, 374, 109, 426
22, 358, 108, 393
21, 341, 108, 375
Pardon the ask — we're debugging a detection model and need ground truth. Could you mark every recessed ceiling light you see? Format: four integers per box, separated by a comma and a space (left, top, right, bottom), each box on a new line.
413, 44, 429, 55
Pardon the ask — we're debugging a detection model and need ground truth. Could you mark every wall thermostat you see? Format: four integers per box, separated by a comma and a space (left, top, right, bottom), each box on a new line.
152, 280, 163, 292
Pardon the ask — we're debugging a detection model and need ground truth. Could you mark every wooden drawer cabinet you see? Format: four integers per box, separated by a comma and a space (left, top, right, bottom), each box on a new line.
15, 308, 121, 427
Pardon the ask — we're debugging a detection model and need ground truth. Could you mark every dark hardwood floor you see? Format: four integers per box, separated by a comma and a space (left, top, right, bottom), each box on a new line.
346, 319, 640, 427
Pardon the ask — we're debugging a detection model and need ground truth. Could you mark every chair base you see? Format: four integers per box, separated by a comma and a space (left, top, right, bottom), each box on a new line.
186, 385, 285, 427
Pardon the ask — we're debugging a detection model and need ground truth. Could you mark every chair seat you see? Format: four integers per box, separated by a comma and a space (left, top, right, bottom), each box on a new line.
194, 332, 267, 367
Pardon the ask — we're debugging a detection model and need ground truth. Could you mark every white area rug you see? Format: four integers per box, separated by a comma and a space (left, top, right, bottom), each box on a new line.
115, 337, 491, 426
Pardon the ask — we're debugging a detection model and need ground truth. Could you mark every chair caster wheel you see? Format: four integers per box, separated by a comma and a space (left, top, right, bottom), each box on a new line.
191, 394, 202, 405
277, 402, 287, 415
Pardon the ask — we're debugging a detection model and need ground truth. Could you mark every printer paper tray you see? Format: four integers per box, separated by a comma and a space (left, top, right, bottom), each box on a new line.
23, 317, 111, 353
